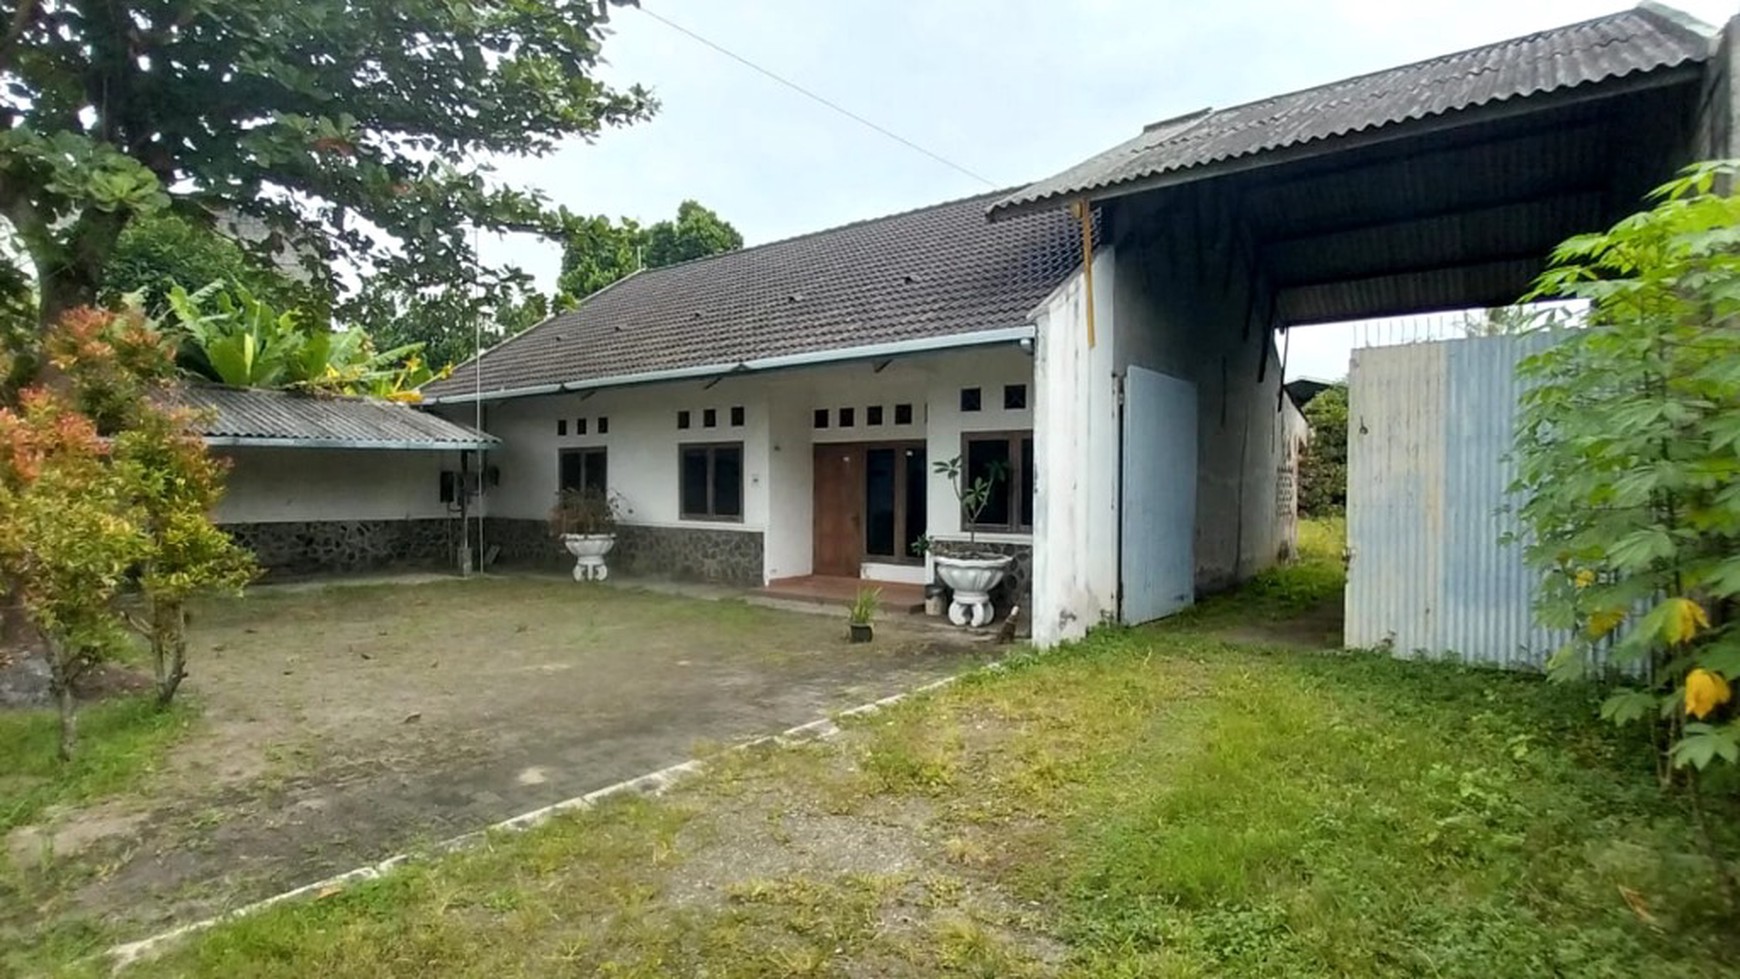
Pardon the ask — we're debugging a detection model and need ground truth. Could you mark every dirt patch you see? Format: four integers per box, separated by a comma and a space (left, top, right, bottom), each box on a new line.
1216, 597, 1344, 649
8, 577, 996, 947
6, 806, 149, 871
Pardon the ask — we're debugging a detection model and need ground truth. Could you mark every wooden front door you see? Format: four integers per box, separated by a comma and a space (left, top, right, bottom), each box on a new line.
813, 444, 861, 576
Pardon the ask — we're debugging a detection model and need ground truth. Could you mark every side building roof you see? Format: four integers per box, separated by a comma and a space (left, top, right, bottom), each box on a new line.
168, 384, 498, 450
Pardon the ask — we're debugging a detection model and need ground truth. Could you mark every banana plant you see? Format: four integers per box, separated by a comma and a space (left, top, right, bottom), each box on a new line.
165, 282, 303, 388
163, 280, 445, 399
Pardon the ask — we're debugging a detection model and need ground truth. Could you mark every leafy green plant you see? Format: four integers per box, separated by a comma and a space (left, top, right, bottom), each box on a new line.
115, 408, 258, 706
1, 307, 257, 755
0, 385, 146, 759
0, 0, 651, 335
1511, 161, 1740, 895
164, 282, 444, 400
548, 487, 622, 537
1298, 384, 1347, 517
101, 213, 328, 318
848, 587, 881, 627
933, 455, 1008, 549
166, 282, 302, 388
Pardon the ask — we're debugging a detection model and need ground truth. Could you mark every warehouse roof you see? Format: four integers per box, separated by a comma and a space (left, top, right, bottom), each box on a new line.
990, 4, 1713, 219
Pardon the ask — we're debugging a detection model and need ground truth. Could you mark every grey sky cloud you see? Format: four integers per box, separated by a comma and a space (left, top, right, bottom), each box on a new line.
479, 0, 1737, 382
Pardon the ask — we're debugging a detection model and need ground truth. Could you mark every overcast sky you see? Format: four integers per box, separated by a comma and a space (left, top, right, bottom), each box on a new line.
480, 0, 1736, 382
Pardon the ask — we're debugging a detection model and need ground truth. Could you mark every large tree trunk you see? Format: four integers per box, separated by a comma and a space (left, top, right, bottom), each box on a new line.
36, 265, 101, 333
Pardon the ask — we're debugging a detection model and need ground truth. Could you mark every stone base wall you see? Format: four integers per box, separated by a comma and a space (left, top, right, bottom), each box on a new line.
932, 539, 1034, 628
224, 519, 460, 578
481, 517, 568, 571
485, 518, 764, 587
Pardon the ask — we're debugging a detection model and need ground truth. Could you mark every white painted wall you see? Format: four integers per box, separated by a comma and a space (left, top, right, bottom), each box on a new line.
1030, 212, 1303, 648
758, 346, 1036, 578
215, 447, 456, 523
1032, 247, 1121, 646
764, 395, 814, 581
441, 345, 1036, 585
918, 348, 1036, 542
1111, 221, 1298, 593
455, 382, 773, 531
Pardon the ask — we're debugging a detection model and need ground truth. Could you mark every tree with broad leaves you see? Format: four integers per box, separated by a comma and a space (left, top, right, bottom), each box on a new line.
556, 200, 742, 300
1512, 161, 1740, 902
1298, 383, 1347, 518
0, 0, 654, 350
556, 213, 645, 301
100, 213, 325, 321
354, 277, 554, 372
643, 200, 743, 269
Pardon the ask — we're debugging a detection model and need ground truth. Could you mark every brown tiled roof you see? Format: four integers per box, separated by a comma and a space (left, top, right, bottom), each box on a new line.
167, 384, 497, 449
990, 4, 1713, 217
423, 190, 1085, 401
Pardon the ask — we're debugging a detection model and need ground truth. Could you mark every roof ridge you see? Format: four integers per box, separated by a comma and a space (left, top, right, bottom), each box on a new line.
443, 267, 647, 379
455, 186, 1032, 381
614, 185, 1023, 278
1632, 1, 1720, 43
1144, 5, 1701, 145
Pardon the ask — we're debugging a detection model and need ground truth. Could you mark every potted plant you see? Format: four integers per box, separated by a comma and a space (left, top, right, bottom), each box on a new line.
847, 586, 880, 643
912, 535, 949, 616
549, 487, 622, 581
931, 455, 1014, 628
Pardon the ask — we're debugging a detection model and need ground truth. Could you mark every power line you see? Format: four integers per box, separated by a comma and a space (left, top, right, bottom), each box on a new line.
635, 6, 997, 188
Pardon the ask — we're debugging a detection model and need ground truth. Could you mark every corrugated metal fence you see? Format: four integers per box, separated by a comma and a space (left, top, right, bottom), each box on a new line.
1345, 334, 1570, 669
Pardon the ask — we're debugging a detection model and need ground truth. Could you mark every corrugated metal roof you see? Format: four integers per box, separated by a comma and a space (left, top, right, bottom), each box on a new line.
422, 190, 1088, 402
166, 385, 498, 449
991, 5, 1712, 218
1346, 334, 1578, 670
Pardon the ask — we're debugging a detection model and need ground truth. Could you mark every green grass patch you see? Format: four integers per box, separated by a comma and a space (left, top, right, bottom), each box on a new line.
1185, 515, 1346, 623
0, 696, 196, 834
65, 545, 1737, 978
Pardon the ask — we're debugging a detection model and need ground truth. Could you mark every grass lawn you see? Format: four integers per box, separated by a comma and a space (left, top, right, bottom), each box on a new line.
66, 527, 1735, 978
0, 698, 196, 836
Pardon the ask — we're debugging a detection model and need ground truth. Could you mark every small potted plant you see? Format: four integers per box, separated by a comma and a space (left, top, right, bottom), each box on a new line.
847, 586, 880, 643
931, 455, 1013, 628
913, 535, 949, 617
549, 487, 622, 581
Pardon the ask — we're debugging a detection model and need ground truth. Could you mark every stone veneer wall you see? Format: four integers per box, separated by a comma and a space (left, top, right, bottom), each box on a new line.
931, 539, 1034, 630
223, 519, 459, 578
485, 518, 764, 587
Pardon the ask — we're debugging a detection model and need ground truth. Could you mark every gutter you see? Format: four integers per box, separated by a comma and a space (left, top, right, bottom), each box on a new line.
203, 436, 499, 451
424, 326, 1037, 405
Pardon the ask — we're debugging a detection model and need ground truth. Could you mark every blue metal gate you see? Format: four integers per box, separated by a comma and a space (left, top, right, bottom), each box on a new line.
1121, 366, 1197, 624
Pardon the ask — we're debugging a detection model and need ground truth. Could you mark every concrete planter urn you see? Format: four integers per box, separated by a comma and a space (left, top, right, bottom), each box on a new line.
562, 533, 617, 581
932, 554, 1012, 628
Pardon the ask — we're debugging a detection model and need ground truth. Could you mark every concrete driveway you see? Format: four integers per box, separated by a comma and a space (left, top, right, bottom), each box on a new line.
20, 577, 994, 939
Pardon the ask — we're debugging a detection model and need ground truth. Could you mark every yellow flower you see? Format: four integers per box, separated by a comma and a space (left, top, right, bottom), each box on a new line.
1684, 669, 1732, 719
1659, 597, 1711, 646
1587, 608, 1626, 639
1574, 568, 1596, 589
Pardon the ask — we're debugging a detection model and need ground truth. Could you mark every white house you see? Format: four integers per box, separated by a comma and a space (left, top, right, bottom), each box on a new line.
214, 4, 1713, 646
419, 188, 1304, 645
